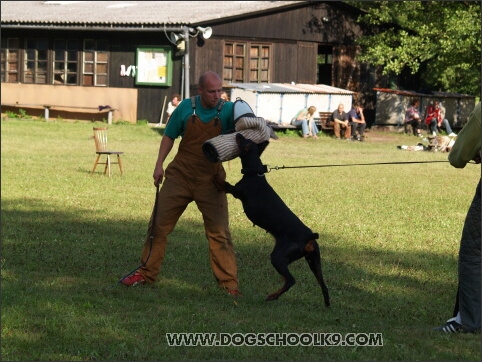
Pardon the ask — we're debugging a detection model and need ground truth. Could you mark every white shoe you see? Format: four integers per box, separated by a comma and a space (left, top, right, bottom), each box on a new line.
448, 132, 457, 137
432, 131, 437, 136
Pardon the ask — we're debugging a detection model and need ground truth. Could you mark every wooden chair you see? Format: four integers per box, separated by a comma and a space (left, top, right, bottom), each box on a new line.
91, 127, 124, 177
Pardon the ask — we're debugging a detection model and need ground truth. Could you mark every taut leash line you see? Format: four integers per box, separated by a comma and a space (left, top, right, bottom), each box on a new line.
267, 160, 460, 171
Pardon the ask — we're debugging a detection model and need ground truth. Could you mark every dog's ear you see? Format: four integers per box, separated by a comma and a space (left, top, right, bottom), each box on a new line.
257, 140, 269, 156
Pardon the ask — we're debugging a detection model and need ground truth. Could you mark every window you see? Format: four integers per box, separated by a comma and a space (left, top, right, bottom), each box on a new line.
53, 39, 79, 85
224, 42, 245, 83
249, 45, 270, 82
82, 39, 108, 86
1, 36, 109, 86
223, 41, 271, 83
24, 38, 48, 84
1, 38, 20, 83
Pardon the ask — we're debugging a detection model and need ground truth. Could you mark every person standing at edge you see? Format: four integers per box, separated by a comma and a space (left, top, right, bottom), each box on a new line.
121, 71, 240, 297
434, 102, 481, 333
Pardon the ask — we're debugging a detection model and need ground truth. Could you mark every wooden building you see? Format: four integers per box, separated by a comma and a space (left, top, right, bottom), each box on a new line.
1, 1, 388, 124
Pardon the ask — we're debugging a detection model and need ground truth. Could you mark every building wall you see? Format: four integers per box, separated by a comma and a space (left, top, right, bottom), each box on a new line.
230, 87, 353, 125
375, 91, 476, 127
1, 83, 137, 122
191, 1, 369, 92
1, 2, 381, 124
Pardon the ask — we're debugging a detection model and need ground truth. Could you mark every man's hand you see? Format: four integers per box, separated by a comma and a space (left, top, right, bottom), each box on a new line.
153, 166, 165, 187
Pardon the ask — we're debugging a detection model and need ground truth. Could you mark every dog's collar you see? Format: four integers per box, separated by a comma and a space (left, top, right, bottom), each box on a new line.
241, 164, 269, 176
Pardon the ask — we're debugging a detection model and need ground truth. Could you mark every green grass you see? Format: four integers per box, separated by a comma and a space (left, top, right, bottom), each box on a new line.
1, 118, 480, 361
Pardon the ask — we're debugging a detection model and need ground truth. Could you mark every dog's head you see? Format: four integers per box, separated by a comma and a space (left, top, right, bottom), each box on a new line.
235, 133, 269, 156
235, 133, 269, 174
427, 136, 452, 152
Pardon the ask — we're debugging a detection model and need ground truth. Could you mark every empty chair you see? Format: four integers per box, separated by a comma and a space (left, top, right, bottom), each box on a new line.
91, 127, 124, 177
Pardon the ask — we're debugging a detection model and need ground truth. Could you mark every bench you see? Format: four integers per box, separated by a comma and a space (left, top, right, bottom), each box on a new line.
270, 111, 333, 133
315, 111, 333, 131
2, 103, 116, 124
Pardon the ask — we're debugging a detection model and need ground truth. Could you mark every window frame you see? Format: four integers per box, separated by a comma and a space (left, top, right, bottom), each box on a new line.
1, 37, 20, 83
53, 38, 80, 86
82, 39, 109, 87
223, 41, 272, 84
1, 36, 109, 87
23, 38, 49, 84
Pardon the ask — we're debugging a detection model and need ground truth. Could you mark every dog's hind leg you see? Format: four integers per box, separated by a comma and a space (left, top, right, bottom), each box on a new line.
304, 240, 331, 307
266, 243, 302, 301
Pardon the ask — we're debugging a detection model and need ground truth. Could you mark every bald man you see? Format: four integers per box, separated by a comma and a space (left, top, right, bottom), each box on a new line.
121, 71, 240, 297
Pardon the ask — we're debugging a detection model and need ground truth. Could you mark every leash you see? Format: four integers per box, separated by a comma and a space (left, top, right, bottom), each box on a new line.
265, 160, 462, 171
116, 184, 160, 285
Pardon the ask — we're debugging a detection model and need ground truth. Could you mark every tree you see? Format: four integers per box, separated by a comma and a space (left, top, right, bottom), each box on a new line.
350, 1, 481, 96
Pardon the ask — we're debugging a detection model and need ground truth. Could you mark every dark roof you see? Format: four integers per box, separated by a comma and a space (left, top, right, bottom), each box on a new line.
1, 1, 305, 28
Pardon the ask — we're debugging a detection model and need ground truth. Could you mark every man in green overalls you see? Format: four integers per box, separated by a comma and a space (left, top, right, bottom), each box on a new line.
122, 71, 240, 296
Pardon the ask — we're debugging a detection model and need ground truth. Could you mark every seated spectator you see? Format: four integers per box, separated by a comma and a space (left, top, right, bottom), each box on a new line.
291, 106, 319, 139
405, 99, 423, 137
220, 91, 230, 101
439, 101, 457, 137
328, 103, 351, 140
425, 100, 456, 137
348, 103, 366, 141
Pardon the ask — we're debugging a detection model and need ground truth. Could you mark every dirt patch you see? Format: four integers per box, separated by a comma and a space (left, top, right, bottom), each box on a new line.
364, 127, 407, 143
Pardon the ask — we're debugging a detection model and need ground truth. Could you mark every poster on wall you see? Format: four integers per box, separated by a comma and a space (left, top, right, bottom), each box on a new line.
135, 47, 172, 86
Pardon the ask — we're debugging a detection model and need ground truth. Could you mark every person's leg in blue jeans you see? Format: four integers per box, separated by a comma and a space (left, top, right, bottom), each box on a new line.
291, 119, 309, 137
310, 121, 319, 138
429, 118, 438, 135
441, 119, 455, 135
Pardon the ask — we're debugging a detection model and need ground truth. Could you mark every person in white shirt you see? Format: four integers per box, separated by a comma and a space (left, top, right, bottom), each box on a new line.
165, 93, 182, 125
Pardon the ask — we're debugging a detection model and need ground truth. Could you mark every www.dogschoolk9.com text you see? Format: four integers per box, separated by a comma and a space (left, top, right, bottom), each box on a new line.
166, 332, 383, 347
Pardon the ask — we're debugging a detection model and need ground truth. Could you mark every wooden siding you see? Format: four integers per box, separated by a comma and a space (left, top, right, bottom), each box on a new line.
297, 42, 317, 83
1, 2, 394, 124
208, 2, 364, 43
273, 42, 298, 83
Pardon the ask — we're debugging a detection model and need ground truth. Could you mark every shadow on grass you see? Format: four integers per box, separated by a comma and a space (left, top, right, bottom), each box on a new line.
150, 126, 165, 137
1, 197, 473, 361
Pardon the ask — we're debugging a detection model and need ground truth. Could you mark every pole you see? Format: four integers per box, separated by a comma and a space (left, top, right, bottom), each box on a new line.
183, 26, 190, 99
159, 95, 167, 126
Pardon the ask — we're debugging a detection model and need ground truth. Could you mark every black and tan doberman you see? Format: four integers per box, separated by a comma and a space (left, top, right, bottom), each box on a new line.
214, 133, 330, 306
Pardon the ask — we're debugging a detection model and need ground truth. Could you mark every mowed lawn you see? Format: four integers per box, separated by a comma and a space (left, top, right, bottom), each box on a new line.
1, 118, 480, 361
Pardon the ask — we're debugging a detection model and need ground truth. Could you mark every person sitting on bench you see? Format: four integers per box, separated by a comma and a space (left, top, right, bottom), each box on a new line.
328, 103, 351, 140
291, 106, 319, 139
